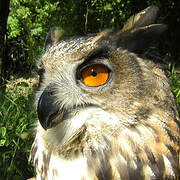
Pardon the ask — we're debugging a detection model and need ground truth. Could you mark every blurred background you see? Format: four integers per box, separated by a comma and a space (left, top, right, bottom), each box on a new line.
0, 0, 180, 179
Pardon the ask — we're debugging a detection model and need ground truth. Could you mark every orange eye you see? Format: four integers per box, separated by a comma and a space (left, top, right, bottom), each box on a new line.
81, 64, 110, 87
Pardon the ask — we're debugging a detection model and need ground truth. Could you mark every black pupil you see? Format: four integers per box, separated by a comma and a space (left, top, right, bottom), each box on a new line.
91, 71, 97, 77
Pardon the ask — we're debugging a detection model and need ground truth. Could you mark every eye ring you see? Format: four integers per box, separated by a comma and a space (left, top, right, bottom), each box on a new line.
79, 64, 110, 87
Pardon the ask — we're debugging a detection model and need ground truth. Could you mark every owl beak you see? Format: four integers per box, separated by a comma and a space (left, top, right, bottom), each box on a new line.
37, 85, 62, 130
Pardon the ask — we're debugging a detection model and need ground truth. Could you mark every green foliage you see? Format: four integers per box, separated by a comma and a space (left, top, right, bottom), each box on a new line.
7, 0, 61, 75
6, 0, 136, 76
6, 0, 180, 76
0, 80, 36, 179
88, 0, 130, 31
169, 66, 180, 110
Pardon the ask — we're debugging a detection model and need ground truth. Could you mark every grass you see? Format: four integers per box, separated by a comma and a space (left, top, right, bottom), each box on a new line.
169, 65, 180, 109
0, 67, 180, 180
0, 77, 36, 180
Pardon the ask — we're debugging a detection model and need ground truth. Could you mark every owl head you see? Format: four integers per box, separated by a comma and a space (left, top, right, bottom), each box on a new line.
32, 6, 180, 179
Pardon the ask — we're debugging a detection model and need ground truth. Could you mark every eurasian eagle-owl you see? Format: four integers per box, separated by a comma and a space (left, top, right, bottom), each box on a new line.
30, 6, 180, 179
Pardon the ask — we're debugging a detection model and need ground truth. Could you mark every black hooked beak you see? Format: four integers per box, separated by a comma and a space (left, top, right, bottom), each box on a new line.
37, 85, 63, 130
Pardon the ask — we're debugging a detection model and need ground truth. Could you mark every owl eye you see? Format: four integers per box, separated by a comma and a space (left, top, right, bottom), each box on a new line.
80, 64, 110, 87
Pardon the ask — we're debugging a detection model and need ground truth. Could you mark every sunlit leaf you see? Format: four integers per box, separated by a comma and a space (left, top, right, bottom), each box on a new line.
17, 82, 29, 87
0, 139, 6, 146
0, 127, 7, 137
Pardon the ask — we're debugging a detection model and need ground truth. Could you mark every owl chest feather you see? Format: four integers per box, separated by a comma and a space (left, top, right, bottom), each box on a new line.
31, 119, 179, 180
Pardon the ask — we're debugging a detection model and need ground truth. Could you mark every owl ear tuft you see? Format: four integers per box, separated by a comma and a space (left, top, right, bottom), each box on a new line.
117, 24, 167, 53
96, 6, 167, 53
122, 5, 159, 32
114, 5, 167, 53
45, 27, 64, 51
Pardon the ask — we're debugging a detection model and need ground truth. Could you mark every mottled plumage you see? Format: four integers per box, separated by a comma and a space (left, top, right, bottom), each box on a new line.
30, 6, 180, 180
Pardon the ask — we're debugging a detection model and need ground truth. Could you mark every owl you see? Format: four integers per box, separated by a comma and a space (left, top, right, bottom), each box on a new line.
30, 6, 180, 180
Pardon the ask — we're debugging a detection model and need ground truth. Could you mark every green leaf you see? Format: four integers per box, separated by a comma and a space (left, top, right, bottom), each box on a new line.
104, 4, 112, 11
17, 82, 29, 87
0, 127, 7, 137
0, 139, 6, 146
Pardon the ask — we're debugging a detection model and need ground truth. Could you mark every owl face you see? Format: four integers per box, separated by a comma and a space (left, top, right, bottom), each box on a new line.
36, 33, 150, 147
32, 6, 180, 179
